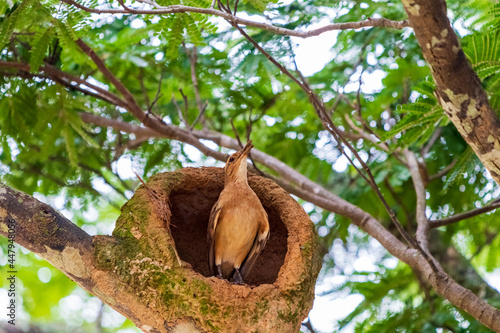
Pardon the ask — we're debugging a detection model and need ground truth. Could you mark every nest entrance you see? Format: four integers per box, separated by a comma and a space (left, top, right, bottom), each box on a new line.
168, 168, 288, 286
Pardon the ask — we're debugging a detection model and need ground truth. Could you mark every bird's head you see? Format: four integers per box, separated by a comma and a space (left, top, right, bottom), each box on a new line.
224, 140, 253, 184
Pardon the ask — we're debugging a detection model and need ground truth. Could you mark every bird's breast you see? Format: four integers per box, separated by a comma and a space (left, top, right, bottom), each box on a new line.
213, 185, 267, 268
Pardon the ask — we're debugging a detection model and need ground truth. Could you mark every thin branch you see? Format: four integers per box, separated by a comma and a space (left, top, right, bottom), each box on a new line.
146, 68, 164, 114
190, 101, 208, 130
75, 39, 229, 162
59, 0, 410, 38
230, 118, 244, 148
344, 114, 390, 152
76, 38, 148, 121
422, 127, 442, 157
139, 68, 151, 108
384, 177, 414, 233
0, 61, 127, 107
179, 88, 189, 124
428, 158, 457, 182
186, 45, 206, 128
430, 201, 500, 228
404, 149, 431, 254
172, 94, 188, 127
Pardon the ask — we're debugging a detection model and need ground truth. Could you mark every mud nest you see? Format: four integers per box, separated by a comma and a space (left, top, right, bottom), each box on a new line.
168, 168, 288, 286
106, 167, 322, 332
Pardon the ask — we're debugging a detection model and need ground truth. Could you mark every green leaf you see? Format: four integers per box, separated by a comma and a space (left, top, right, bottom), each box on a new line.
0, 0, 36, 49
30, 26, 53, 72
412, 80, 437, 100
443, 148, 475, 191
398, 102, 433, 114
165, 14, 184, 58
54, 19, 78, 51
473, 61, 500, 80
144, 142, 172, 175
62, 125, 78, 167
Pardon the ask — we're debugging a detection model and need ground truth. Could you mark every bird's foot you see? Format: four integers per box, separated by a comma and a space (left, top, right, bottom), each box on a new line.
232, 268, 244, 285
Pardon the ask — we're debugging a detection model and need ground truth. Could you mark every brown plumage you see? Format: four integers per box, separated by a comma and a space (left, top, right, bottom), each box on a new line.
207, 140, 270, 284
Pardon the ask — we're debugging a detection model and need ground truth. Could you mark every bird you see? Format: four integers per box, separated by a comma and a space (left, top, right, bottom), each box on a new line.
207, 140, 270, 284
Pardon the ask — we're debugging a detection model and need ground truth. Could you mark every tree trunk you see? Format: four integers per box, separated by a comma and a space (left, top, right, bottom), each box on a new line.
401, 0, 500, 184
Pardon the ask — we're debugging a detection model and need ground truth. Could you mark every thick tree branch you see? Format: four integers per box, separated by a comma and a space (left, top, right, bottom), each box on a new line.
60, 0, 409, 38
401, 0, 500, 186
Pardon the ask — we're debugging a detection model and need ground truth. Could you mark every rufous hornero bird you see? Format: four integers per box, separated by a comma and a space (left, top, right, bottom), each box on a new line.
207, 140, 270, 284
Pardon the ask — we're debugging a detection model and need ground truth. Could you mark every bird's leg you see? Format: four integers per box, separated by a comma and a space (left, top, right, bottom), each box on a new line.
233, 268, 244, 285
216, 265, 223, 279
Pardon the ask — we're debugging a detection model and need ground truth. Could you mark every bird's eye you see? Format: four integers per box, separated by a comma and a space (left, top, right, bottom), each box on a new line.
228, 157, 235, 162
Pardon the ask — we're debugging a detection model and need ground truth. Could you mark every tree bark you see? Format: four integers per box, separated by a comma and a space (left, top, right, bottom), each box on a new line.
401, 0, 500, 184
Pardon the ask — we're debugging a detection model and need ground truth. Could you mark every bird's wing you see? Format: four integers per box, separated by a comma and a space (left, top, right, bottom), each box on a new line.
207, 200, 223, 276
238, 218, 270, 281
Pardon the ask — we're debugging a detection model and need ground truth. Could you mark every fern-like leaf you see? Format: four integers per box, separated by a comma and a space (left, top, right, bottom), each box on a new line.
54, 19, 78, 51
443, 148, 476, 191
184, 14, 204, 46
412, 80, 437, 100
30, 27, 54, 72
0, 0, 36, 49
165, 14, 184, 58
62, 125, 78, 167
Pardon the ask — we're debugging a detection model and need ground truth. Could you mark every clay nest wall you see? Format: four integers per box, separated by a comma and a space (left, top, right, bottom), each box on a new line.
94, 167, 322, 333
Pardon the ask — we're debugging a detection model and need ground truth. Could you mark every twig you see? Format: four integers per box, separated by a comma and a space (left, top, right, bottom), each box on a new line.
139, 68, 151, 108
233, 0, 239, 15
384, 177, 414, 233
186, 45, 206, 128
179, 88, 189, 122
172, 94, 188, 126
230, 119, 244, 148
428, 158, 457, 182
230, 118, 265, 176
344, 114, 389, 152
149, 68, 165, 114
421, 127, 442, 157
190, 101, 208, 130
117, 0, 136, 13
75, 39, 144, 116
0, 60, 127, 108
430, 201, 500, 228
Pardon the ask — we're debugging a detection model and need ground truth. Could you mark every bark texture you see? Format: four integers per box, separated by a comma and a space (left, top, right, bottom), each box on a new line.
401, 0, 500, 184
0, 167, 321, 333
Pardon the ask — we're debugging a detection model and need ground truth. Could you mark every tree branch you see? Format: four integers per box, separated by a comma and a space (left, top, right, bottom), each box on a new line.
0, 61, 127, 107
0, 184, 94, 287
404, 149, 432, 254
59, 0, 410, 38
430, 201, 500, 228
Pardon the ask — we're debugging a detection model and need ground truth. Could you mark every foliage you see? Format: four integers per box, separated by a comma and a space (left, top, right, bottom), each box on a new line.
1, 0, 500, 332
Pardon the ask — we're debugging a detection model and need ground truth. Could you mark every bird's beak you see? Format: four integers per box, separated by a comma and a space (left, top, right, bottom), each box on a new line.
240, 140, 253, 158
